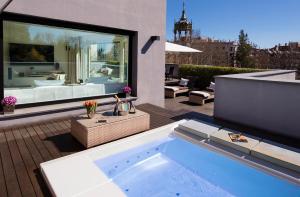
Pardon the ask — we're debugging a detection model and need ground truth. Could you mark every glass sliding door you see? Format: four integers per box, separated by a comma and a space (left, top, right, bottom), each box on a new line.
3, 20, 129, 105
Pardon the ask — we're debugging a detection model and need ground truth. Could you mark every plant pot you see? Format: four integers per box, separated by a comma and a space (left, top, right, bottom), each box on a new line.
87, 110, 96, 119
3, 105, 15, 114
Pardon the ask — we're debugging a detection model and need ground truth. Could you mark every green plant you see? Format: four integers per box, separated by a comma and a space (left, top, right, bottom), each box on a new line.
179, 64, 263, 89
236, 30, 255, 67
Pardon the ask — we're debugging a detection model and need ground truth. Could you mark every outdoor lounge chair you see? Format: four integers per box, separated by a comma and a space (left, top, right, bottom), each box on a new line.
189, 82, 215, 105
165, 78, 190, 98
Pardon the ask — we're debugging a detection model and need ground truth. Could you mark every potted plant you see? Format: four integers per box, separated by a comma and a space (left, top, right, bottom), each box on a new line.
122, 86, 132, 97
83, 100, 97, 119
1, 96, 17, 114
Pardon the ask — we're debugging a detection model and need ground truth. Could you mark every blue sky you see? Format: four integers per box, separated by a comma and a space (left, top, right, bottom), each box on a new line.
167, 0, 300, 48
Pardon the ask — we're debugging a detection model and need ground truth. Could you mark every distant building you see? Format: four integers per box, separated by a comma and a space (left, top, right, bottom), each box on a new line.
173, 2, 192, 44
253, 42, 300, 70
167, 2, 238, 67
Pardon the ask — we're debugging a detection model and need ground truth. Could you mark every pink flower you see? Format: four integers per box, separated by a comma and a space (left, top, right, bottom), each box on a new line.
1, 96, 17, 106
123, 86, 132, 94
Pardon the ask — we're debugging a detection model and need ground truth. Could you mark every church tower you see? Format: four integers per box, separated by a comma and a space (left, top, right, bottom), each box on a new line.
174, 1, 193, 44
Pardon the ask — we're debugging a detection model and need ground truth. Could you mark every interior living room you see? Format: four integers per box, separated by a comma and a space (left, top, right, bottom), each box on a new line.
3, 20, 129, 105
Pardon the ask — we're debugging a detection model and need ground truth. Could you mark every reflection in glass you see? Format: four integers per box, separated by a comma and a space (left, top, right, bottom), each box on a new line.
3, 21, 129, 104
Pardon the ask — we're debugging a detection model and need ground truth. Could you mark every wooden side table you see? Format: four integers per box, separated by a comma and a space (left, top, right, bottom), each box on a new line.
71, 110, 150, 148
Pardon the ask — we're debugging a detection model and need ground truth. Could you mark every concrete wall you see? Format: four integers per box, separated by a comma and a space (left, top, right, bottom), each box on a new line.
4, 0, 166, 107
214, 70, 300, 139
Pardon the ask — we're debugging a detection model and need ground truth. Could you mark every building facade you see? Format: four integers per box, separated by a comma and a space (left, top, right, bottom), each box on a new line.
167, 3, 237, 67
253, 42, 300, 70
0, 0, 166, 107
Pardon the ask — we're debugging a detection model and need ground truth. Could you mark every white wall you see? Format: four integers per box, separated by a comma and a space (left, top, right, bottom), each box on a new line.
214, 70, 300, 139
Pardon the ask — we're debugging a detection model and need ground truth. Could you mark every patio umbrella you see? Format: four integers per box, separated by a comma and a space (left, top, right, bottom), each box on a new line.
165, 42, 202, 53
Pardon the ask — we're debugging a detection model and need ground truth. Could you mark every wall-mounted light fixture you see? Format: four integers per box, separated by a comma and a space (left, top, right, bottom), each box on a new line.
142, 36, 161, 54
150, 36, 161, 42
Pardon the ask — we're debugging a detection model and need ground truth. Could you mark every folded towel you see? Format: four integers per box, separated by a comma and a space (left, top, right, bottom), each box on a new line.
165, 86, 180, 91
228, 133, 248, 143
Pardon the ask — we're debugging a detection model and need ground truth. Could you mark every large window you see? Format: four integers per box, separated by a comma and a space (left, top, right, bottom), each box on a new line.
3, 20, 129, 105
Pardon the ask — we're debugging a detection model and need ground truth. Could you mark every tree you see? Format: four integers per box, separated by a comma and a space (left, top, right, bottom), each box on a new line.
236, 30, 255, 67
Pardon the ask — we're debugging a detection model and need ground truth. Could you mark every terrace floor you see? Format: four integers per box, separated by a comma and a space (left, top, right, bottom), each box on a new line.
0, 102, 298, 197
165, 95, 214, 116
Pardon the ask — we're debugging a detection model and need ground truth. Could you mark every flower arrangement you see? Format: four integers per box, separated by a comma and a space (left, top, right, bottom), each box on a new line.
1, 96, 17, 106
83, 100, 97, 119
123, 86, 132, 95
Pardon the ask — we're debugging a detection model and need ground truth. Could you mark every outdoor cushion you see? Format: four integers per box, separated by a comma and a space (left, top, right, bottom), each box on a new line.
190, 91, 211, 98
176, 120, 220, 139
210, 128, 261, 154
208, 82, 215, 92
165, 86, 180, 91
179, 78, 189, 87
178, 86, 188, 90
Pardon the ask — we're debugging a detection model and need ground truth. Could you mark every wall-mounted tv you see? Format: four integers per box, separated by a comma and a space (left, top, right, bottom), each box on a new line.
9, 43, 54, 65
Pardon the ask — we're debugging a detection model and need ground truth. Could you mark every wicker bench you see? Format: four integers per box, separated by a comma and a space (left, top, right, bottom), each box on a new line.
71, 110, 150, 148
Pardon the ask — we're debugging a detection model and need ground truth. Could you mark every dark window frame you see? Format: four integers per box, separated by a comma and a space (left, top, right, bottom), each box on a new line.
0, 12, 135, 108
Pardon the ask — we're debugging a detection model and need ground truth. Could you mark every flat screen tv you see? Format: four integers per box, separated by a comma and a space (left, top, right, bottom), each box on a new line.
9, 43, 54, 65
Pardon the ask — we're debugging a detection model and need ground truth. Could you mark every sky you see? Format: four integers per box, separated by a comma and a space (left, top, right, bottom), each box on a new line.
167, 0, 300, 48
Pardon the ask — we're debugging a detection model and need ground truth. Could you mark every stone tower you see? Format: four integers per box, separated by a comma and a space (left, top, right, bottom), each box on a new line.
174, 0, 193, 44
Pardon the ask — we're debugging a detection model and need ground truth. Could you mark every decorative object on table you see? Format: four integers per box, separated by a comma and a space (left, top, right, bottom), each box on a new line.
113, 95, 130, 116
122, 86, 132, 97
1, 96, 17, 114
84, 100, 97, 119
128, 100, 136, 114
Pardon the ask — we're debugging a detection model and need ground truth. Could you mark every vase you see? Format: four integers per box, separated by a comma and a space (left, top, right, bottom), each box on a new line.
3, 105, 15, 114
87, 110, 96, 119
126, 93, 131, 98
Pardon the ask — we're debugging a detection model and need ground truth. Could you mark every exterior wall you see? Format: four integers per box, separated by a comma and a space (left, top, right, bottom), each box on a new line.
214, 70, 300, 139
3, 0, 166, 107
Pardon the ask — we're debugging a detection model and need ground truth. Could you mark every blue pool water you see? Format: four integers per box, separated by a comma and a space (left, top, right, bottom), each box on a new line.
94, 137, 300, 197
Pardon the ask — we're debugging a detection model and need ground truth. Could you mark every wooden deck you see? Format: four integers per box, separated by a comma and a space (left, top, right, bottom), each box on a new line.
0, 104, 205, 197
0, 103, 298, 197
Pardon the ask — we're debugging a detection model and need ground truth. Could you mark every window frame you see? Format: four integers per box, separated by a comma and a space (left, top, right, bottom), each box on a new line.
0, 12, 134, 108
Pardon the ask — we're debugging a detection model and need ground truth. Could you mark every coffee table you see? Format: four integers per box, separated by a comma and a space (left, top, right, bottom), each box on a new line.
71, 109, 150, 148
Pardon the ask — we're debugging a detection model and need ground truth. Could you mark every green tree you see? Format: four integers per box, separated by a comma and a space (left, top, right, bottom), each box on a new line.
236, 30, 254, 67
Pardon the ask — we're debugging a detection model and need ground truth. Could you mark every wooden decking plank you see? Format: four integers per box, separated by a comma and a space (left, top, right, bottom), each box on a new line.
63, 120, 71, 128
0, 136, 8, 197
32, 124, 61, 159
48, 121, 83, 156
61, 120, 71, 130
53, 120, 71, 135
0, 131, 22, 197
55, 120, 69, 130
32, 125, 61, 159
5, 129, 36, 197
18, 127, 45, 166
12, 128, 44, 197
25, 126, 53, 162
49, 121, 65, 134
